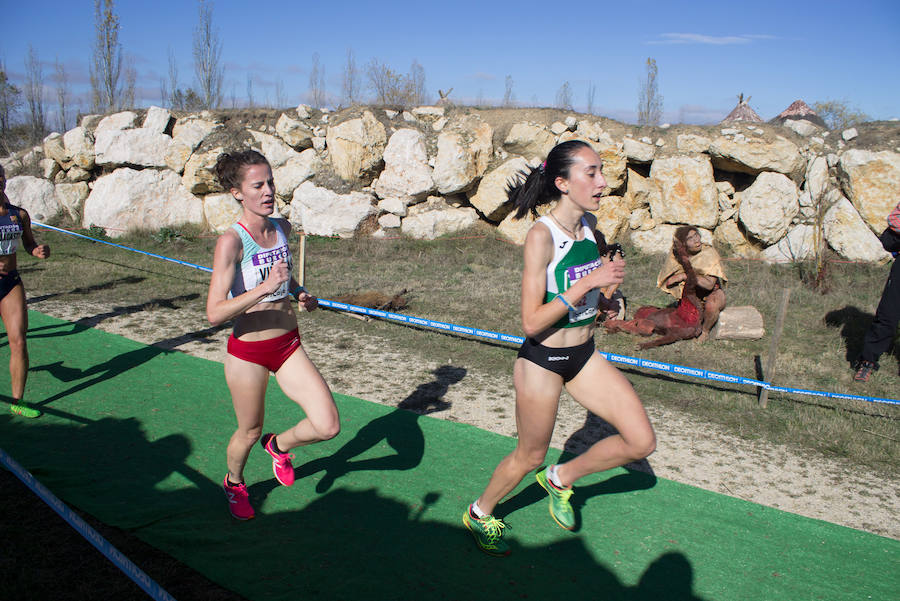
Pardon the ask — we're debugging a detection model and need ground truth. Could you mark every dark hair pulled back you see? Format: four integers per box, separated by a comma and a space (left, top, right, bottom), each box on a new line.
506, 139, 593, 220
215, 149, 270, 192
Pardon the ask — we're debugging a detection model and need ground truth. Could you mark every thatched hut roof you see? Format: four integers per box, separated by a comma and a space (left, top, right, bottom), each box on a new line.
721, 95, 763, 123
769, 99, 827, 128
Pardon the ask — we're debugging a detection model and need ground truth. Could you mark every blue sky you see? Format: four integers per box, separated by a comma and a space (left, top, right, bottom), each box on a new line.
3, 0, 899, 129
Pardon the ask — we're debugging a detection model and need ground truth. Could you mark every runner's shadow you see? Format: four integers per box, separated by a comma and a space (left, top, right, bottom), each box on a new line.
292, 365, 465, 493
824, 306, 873, 364
24, 275, 146, 305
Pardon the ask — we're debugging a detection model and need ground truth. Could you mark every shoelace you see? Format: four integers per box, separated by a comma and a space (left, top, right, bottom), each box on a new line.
481, 516, 508, 543
274, 453, 295, 466
555, 487, 574, 502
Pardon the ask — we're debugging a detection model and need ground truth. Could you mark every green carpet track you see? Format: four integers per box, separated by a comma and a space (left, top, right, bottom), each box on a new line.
1, 312, 897, 600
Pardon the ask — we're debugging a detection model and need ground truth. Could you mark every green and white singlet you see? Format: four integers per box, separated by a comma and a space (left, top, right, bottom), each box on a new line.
538, 215, 603, 328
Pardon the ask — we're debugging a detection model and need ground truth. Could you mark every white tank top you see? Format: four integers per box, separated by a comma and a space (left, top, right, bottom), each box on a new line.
229, 220, 292, 302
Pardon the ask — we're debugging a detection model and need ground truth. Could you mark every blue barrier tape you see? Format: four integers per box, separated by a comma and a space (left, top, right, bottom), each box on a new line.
34, 223, 900, 407
0, 447, 177, 601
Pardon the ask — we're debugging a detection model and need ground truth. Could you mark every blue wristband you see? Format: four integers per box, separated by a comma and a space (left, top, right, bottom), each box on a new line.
556, 294, 574, 311
291, 285, 305, 299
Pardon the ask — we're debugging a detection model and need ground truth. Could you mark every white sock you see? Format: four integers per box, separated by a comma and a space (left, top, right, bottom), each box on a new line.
548, 464, 565, 488
470, 501, 487, 518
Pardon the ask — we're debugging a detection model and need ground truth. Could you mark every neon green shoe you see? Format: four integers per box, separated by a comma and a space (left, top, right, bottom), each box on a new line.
463, 507, 510, 557
536, 467, 575, 530
9, 402, 42, 419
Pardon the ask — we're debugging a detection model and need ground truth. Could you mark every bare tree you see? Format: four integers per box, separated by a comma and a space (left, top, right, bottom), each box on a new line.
24, 45, 45, 141
274, 79, 287, 108
193, 0, 223, 109
89, 0, 125, 112
340, 48, 361, 106
167, 47, 179, 107
586, 81, 596, 115
246, 74, 254, 108
502, 75, 515, 107
556, 81, 573, 110
637, 57, 663, 126
408, 59, 426, 105
309, 53, 326, 109
54, 59, 71, 132
0, 63, 23, 136
367, 59, 404, 105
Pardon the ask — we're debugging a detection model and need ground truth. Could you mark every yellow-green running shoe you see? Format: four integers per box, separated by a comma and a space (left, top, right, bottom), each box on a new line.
535, 467, 575, 530
463, 507, 510, 557
9, 402, 42, 419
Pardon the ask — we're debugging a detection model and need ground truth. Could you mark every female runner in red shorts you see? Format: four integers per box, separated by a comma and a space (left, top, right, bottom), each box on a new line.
206, 150, 339, 520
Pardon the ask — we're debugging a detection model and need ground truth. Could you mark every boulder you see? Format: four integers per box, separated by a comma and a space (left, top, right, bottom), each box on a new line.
95, 128, 172, 168
589, 195, 630, 242
468, 157, 533, 222
54, 182, 90, 221
273, 148, 321, 200
676, 134, 711, 153
432, 115, 493, 195
247, 130, 301, 168
711, 306, 765, 340
82, 168, 203, 236
325, 110, 387, 180
142, 106, 173, 134
624, 167, 662, 209
738, 172, 799, 244
649, 155, 718, 228
165, 115, 220, 173
94, 111, 137, 137
182, 147, 225, 194
761, 224, 817, 263
623, 137, 655, 163
837, 149, 900, 233
63, 127, 96, 170
373, 129, 434, 201
275, 113, 314, 150
629, 206, 655, 231
401, 198, 479, 240
503, 122, 556, 158
823, 195, 892, 263
202, 192, 242, 234
291, 181, 375, 237
714, 218, 758, 258
43, 132, 68, 166
709, 134, 802, 177
5, 176, 61, 222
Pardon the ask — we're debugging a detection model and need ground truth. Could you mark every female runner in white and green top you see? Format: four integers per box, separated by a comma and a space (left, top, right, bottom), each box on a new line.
463, 140, 656, 556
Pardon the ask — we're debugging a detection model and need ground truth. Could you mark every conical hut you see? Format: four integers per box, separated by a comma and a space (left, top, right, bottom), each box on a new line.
721, 93, 763, 123
770, 99, 826, 128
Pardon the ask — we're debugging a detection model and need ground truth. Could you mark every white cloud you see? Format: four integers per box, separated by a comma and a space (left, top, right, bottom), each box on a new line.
648, 33, 774, 45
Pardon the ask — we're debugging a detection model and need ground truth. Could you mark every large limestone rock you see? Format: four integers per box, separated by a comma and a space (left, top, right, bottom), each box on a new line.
805, 155, 829, 201
649, 155, 718, 228
589, 195, 630, 242
503, 122, 556, 158
273, 148, 321, 200
247, 130, 301, 169
432, 115, 493, 195
5, 176, 60, 221
54, 182, 90, 221
714, 218, 757, 257
837, 150, 900, 233
82, 169, 203, 236
373, 129, 434, 201
738, 172, 799, 245
94, 111, 138, 137
325, 110, 387, 180
495, 204, 554, 245
624, 167, 661, 209
401, 197, 479, 240
182, 147, 225, 194
291, 181, 375, 237
709, 134, 802, 177
203, 192, 242, 234
95, 128, 172, 168
823, 195, 892, 263
623, 137, 655, 163
275, 113, 314, 150
761, 224, 817, 262
143, 106, 173, 133
712, 306, 765, 340
63, 127, 96, 170
43, 133, 68, 166
676, 134, 711, 153
468, 157, 533, 222
165, 115, 220, 173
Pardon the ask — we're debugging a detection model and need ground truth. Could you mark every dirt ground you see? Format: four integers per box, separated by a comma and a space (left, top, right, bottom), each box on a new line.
26, 294, 900, 542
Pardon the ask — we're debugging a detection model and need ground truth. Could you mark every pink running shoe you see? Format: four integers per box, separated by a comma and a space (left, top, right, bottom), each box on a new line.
223, 476, 254, 520
261, 433, 295, 486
